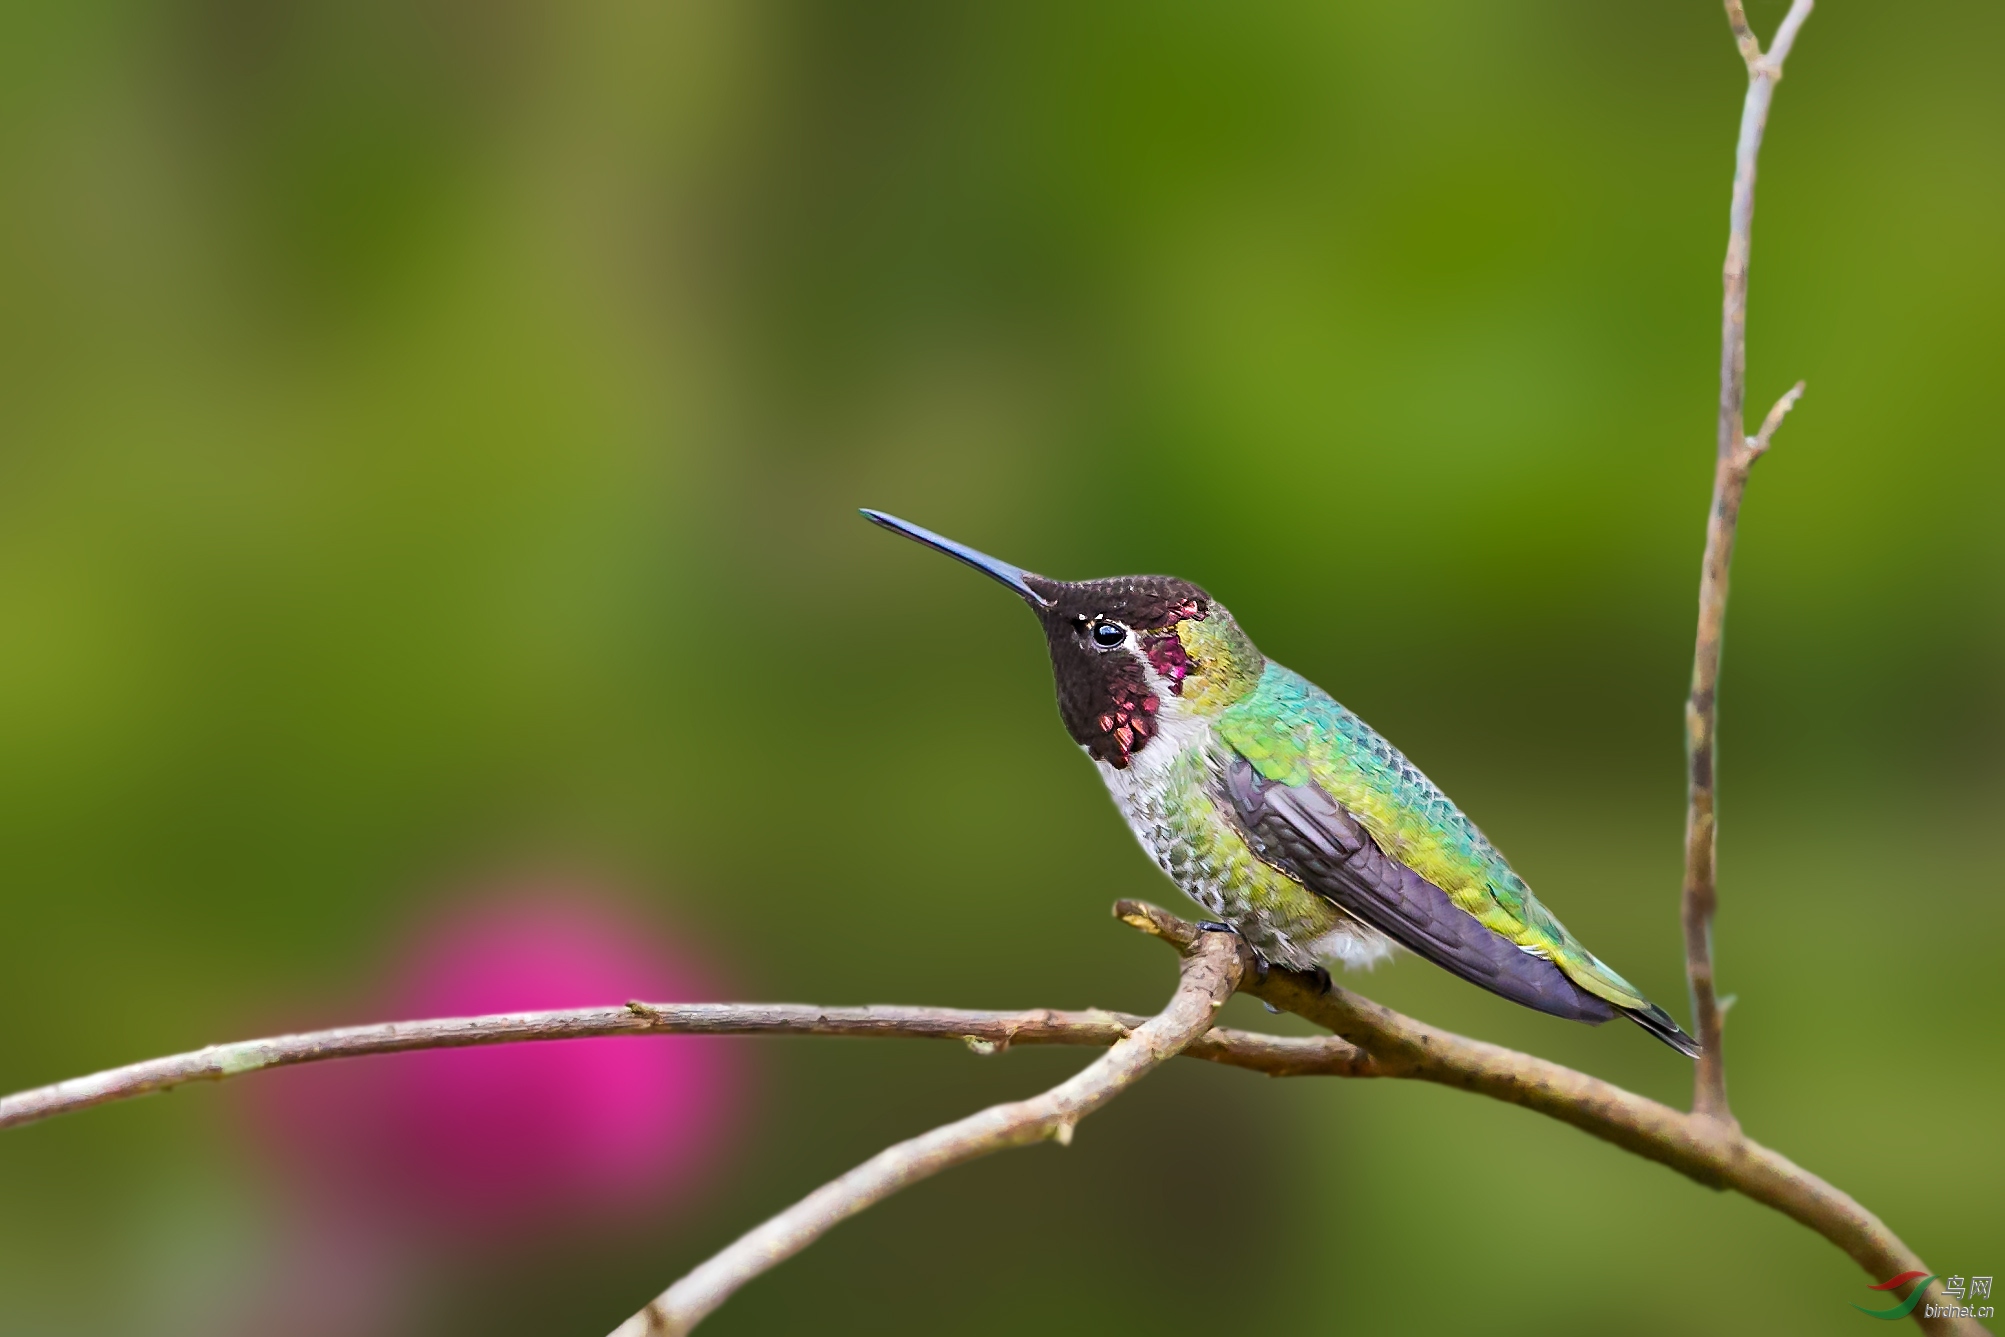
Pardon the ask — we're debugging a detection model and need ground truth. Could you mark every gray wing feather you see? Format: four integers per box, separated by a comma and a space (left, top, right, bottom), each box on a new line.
1221, 755, 1616, 1025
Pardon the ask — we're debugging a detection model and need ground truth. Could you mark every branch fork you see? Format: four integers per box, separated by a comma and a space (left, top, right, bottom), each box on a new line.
608, 928, 1246, 1337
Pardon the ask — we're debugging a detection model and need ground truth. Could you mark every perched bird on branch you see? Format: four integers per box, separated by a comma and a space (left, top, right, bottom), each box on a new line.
863, 510, 1699, 1057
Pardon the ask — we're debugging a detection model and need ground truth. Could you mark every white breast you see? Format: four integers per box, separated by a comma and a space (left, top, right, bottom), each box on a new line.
1089, 677, 1226, 913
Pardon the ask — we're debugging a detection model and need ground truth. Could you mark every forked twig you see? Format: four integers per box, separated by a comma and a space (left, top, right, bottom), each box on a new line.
606, 930, 1245, 1337
0, 905, 1967, 1332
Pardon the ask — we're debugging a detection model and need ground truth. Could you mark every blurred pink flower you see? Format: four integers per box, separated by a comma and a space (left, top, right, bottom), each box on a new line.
252, 887, 746, 1241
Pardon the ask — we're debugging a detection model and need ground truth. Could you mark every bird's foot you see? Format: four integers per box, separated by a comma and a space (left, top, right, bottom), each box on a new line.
1193, 919, 1276, 985
1306, 965, 1333, 995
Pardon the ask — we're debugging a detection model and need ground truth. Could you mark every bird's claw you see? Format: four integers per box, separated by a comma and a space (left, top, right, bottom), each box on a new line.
1192, 919, 1278, 984
1193, 920, 1281, 986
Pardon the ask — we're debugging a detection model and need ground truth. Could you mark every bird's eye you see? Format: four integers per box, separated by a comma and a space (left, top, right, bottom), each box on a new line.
1090, 620, 1126, 649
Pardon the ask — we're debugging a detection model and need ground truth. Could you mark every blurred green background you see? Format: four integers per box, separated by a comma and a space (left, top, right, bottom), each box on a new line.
1, 0, 1999, 1333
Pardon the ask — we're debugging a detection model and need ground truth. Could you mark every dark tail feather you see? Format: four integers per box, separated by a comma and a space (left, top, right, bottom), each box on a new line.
1624, 1003, 1701, 1058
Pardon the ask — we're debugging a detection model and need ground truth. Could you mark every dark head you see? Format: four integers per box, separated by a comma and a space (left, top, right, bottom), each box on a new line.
862, 510, 1265, 769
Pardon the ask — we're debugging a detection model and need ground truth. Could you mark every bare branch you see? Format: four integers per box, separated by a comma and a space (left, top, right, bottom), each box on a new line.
607, 929, 1246, 1337
1687, 0, 1814, 1126
0, 995, 1371, 1134
1119, 902, 1976, 1336
3, 902, 1968, 1332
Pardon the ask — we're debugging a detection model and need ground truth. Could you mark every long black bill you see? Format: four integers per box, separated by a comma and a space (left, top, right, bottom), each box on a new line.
860, 509, 1055, 609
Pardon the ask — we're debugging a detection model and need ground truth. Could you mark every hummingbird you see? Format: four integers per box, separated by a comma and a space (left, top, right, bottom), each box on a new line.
862, 509, 1698, 1057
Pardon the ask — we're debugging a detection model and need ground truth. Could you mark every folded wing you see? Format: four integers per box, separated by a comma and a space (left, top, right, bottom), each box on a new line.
1220, 752, 1618, 1025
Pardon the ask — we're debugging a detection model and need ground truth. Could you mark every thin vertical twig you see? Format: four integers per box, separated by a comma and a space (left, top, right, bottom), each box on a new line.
1685, 0, 1813, 1124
